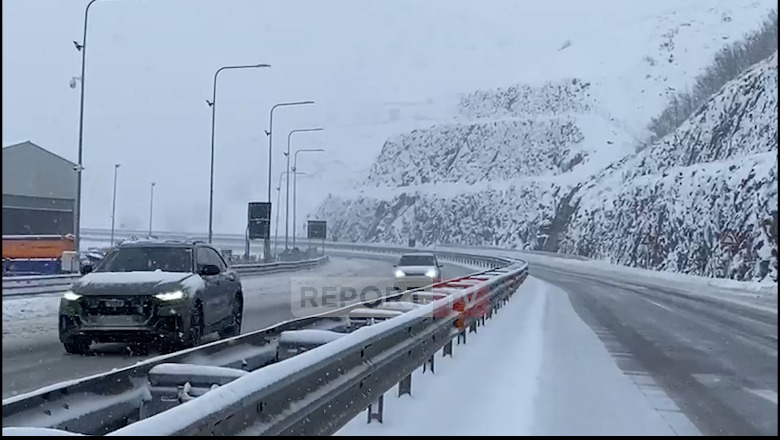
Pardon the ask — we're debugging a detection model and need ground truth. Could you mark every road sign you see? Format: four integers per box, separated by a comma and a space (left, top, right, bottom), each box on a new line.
248, 202, 271, 240
248, 202, 271, 221
248, 219, 270, 240
307, 220, 327, 240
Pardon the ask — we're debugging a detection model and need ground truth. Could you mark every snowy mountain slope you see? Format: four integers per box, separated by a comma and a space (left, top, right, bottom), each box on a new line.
319, 181, 563, 247
366, 115, 585, 187
335, 0, 776, 196
315, 4, 777, 283
346, 1, 776, 195
562, 52, 778, 281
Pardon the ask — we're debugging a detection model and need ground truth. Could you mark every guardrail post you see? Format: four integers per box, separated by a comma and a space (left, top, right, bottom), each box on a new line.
367, 395, 384, 424
443, 339, 453, 357
458, 330, 467, 344
398, 374, 412, 397
469, 321, 478, 334
423, 354, 435, 374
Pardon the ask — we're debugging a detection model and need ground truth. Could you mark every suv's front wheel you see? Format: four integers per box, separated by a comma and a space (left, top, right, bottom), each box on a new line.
219, 293, 243, 338
187, 302, 204, 347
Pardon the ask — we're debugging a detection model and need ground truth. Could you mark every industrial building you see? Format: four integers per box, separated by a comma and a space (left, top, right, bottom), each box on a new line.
2, 141, 77, 236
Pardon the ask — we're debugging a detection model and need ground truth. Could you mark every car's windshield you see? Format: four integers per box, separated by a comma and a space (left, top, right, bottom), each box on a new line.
398, 255, 436, 266
95, 247, 193, 273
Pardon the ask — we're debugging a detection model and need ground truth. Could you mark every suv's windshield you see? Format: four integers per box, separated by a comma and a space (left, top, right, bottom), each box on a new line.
95, 247, 193, 273
398, 255, 436, 266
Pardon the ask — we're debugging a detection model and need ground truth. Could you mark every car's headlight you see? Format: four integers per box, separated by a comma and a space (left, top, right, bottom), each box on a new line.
63, 291, 82, 301
425, 268, 438, 278
155, 290, 185, 301
394, 269, 406, 278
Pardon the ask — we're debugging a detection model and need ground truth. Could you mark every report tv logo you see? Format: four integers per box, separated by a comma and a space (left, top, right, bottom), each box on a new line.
289, 276, 493, 322
290, 276, 404, 318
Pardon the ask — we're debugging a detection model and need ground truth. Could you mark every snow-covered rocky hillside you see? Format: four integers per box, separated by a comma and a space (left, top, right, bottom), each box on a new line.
563, 52, 777, 282
315, 3, 778, 282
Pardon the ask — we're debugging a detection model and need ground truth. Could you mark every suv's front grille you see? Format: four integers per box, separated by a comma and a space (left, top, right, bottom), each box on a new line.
82, 296, 155, 316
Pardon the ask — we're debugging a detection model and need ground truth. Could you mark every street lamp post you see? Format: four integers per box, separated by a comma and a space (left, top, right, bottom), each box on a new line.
264, 101, 315, 261
110, 163, 120, 246
292, 149, 324, 249
72, 0, 101, 257
273, 170, 305, 256
284, 128, 323, 250
148, 182, 156, 237
207, 63, 271, 244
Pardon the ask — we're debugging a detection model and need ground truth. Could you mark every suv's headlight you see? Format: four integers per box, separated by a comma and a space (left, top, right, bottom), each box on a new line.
155, 290, 185, 301
425, 268, 437, 278
394, 269, 406, 278
63, 291, 82, 301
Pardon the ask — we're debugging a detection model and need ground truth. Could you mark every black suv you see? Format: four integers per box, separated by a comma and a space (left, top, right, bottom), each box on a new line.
59, 240, 243, 354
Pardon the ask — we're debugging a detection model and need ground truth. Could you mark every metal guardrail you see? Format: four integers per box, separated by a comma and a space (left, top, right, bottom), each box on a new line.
111, 261, 528, 436
2, 274, 82, 297
1, 257, 329, 298
2, 246, 527, 436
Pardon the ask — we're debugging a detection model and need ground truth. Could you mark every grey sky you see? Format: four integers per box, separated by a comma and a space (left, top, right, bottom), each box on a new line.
3, 0, 664, 235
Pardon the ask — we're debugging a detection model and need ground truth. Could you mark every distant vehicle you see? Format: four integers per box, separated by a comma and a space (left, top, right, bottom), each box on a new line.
393, 252, 443, 291
58, 240, 244, 354
2, 234, 76, 276
2, 234, 75, 259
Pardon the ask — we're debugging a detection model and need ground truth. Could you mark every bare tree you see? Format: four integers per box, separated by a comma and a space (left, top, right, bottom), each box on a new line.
648, 10, 777, 142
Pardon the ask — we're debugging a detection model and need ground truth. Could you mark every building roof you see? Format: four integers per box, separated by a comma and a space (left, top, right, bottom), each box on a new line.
2, 141, 78, 200
2, 141, 76, 167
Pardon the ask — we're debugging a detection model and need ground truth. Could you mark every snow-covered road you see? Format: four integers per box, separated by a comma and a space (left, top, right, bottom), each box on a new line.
338, 266, 777, 436
1, 256, 477, 399
337, 277, 699, 436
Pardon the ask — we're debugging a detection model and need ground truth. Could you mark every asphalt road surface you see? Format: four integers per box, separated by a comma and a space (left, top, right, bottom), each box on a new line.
531, 265, 778, 436
2, 255, 477, 399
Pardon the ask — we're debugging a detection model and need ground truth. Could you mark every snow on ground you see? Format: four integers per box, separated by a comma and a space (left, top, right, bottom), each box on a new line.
2, 293, 61, 346
514, 251, 777, 313
337, 277, 692, 436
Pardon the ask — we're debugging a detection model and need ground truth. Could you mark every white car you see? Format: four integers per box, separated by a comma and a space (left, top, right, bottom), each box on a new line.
393, 252, 443, 291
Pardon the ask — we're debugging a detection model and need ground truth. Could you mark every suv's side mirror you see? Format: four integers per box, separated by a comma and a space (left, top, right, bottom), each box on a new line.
80, 264, 93, 275
199, 264, 221, 276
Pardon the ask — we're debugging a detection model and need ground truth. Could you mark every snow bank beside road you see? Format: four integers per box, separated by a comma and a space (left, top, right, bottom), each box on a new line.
514, 252, 778, 313
336, 276, 546, 436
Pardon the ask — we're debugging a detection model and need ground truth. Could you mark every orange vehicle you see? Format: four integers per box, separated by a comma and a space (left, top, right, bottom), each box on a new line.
2, 235, 76, 259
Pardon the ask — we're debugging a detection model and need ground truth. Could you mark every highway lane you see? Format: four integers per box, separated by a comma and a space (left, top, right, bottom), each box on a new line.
2, 255, 477, 399
530, 265, 778, 436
